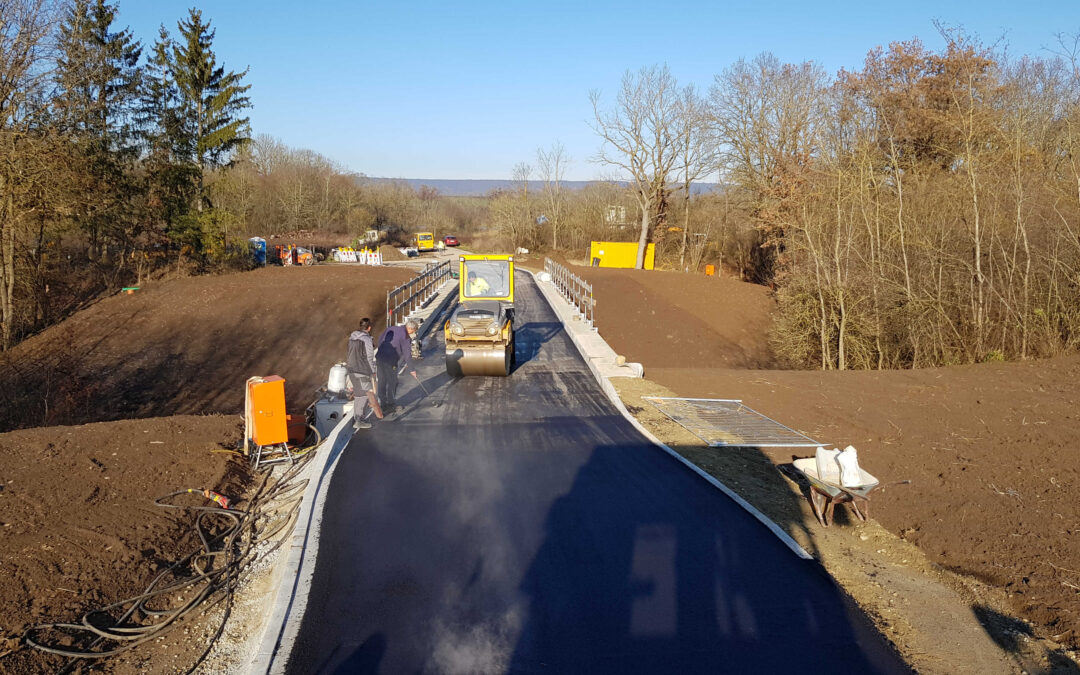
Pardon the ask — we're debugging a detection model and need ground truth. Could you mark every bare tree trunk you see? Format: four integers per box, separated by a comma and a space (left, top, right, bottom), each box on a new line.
636, 196, 651, 269
1, 170, 14, 350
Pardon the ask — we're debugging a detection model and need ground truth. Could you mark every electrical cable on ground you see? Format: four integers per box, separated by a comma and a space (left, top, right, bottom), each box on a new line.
21, 428, 324, 673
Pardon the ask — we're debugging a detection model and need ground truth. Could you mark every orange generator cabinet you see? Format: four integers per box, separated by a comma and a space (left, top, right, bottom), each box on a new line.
245, 376, 288, 447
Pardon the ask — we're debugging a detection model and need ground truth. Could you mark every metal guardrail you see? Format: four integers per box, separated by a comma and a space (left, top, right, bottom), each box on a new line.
386, 260, 452, 326
544, 258, 595, 328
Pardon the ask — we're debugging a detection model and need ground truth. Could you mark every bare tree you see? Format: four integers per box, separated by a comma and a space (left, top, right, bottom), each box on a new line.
590, 65, 681, 269
536, 141, 569, 249
673, 85, 714, 269
709, 53, 828, 282
0, 0, 58, 349
511, 162, 532, 249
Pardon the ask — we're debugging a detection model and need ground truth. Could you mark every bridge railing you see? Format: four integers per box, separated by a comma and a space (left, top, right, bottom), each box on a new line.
387, 260, 452, 326
544, 258, 595, 328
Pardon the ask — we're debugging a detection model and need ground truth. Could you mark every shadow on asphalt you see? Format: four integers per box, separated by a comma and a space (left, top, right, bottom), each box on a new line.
506, 444, 907, 674
512, 321, 565, 369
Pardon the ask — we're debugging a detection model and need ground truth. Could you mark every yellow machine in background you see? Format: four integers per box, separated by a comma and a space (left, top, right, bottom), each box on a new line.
445, 255, 515, 377
588, 241, 655, 269
415, 232, 435, 251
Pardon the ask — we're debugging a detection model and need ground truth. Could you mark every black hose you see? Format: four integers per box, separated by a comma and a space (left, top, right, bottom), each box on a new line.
22, 433, 319, 671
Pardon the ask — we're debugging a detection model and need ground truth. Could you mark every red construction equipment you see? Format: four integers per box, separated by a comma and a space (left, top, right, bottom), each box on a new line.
274, 244, 314, 266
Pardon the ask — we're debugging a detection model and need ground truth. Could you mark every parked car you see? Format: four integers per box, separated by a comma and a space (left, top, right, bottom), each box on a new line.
443, 235, 460, 247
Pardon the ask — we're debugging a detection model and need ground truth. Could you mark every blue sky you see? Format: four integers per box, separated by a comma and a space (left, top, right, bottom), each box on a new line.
117, 1, 1077, 181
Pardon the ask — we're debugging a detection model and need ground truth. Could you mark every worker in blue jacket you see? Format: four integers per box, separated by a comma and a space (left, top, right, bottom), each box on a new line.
376, 319, 418, 414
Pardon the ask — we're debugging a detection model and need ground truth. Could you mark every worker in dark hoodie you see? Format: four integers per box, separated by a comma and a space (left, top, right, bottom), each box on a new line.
376, 319, 417, 414
347, 317, 383, 430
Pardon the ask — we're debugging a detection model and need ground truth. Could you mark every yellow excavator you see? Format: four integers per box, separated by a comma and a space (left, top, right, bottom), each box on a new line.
444, 254, 515, 377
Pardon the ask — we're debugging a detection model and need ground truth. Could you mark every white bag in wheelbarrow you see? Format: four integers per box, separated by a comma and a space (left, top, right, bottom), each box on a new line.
815, 446, 841, 483
837, 445, 863, 487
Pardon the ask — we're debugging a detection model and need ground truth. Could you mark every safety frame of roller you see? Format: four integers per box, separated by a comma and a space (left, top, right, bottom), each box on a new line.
444, 254, 516, 377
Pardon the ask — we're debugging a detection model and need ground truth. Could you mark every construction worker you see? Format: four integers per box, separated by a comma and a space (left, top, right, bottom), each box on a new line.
466, 271, 490, 297
347, 318, 383, 430
376, 319, 418, 415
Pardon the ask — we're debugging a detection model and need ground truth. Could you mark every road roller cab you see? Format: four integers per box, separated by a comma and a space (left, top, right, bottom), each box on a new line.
445, 255, 515, 377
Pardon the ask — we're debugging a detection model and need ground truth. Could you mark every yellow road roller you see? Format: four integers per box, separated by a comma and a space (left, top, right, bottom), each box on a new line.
445, 254, 515, 377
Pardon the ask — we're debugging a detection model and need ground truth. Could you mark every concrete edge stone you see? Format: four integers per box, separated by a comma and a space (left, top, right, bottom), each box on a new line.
247, 409, 356, 674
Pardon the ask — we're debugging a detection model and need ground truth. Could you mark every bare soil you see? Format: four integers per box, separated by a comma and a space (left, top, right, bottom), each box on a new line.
380, 244, 410, 261
0, 265, 413, 431
0, 415, 246, 672
579, 267, 775, 368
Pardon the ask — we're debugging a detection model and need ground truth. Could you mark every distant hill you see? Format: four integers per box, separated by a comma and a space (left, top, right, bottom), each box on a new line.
361, 177, 720, 197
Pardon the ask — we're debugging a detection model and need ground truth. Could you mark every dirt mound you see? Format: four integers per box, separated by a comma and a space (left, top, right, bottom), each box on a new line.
574, 267, 776, 368
0, 415, 245, 670
380, 244, 409, 261
0, 265, 413, 431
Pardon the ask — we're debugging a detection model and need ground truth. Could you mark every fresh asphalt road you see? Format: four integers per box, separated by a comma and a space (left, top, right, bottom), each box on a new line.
284, 273, 907, 674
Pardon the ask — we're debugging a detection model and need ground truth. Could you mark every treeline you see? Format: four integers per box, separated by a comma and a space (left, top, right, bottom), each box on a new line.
0, 0, 252, 350
0, 0, 492, 353
737, 38, 1080, 369
581, 33, 1080, 369
5, 3, 1079, 372
211, 135, 488, 244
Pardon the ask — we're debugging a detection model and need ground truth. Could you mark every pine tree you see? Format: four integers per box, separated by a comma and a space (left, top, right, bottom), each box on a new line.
53, 0, 143, 261
171, 8, 251, 211
137, 26, 199, 231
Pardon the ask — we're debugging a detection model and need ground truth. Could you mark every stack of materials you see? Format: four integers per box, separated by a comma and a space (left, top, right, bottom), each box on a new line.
815, 445, 865, 488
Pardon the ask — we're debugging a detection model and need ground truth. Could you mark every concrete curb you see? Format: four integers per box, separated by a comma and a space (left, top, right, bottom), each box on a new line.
527, 270, 812, 561
247, 410, 356, 674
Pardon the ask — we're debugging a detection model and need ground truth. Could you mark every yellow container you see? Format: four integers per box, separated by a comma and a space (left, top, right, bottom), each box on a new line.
588, 241, 655, 269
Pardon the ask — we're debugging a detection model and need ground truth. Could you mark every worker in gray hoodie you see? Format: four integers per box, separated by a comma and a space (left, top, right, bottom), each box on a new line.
347, 317, 383, 429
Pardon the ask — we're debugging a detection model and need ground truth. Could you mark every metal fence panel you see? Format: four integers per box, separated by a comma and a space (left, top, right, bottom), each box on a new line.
544, 258, 594, 327
643, 397, 821, 447
387, 260, 452, 326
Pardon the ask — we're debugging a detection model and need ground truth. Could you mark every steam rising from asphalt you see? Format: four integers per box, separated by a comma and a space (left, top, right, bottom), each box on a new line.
429, 608, 523, 674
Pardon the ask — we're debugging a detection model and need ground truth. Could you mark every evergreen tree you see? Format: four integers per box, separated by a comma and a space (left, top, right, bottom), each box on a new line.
137, 26, 199, 231
171, 8, 251, 211
53, 0, 143, 261
54, 0, 141, 143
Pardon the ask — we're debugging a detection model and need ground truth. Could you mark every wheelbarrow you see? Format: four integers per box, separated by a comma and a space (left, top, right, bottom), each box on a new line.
791, 457, 880, 527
